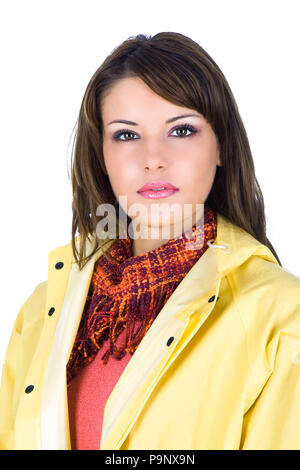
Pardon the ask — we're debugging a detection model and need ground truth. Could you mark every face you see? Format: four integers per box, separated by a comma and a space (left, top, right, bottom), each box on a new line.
102, 76, 221, 239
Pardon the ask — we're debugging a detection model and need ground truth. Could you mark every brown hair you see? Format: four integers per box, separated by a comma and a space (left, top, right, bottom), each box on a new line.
69, 31, 281, 270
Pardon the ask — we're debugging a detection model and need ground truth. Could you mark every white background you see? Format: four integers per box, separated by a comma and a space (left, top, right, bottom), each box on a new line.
0, 0, 299, 370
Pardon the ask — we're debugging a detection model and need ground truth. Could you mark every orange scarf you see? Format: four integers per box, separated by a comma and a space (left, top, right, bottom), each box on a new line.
67, 205, 217, 385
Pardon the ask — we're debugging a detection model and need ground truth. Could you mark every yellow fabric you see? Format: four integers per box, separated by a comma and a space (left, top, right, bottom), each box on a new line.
1, 213, 300, 450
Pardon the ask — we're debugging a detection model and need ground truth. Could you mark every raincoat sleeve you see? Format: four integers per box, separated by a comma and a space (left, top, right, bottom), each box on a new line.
240, 287, 300, 450
0, 300, 26, 449
0, 282, 47, 450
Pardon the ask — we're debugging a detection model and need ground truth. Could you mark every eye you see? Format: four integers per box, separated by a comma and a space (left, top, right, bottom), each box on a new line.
112, 123, 198, 142
170, 124, 197, 137
113, 130, 139, 141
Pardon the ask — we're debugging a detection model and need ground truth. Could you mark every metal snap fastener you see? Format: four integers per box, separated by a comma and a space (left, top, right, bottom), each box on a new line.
55, 262, 64, 269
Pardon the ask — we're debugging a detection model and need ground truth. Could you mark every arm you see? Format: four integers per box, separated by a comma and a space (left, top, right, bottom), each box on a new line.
0, 281, 47, 450
240, 323, 300, 449
0, 301, 25, 449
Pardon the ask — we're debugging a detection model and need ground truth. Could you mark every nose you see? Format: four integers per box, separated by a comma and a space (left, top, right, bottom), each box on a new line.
144, 163, 165, 171
142, 144, 167, 172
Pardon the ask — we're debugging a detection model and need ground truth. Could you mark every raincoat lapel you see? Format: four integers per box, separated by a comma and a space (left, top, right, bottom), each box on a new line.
100, 242, 223, 449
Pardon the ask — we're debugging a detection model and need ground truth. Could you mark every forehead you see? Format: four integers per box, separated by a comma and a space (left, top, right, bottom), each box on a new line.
101, 76, 196, 120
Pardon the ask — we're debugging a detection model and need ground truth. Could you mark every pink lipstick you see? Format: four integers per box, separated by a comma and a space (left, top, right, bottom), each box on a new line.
137, 181, 179, 199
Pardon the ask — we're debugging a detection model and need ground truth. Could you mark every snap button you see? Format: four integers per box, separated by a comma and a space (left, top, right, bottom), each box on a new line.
48, 307, 55, 316
55, 261, 64, 269
208, 296, 219, 303
166, 336, 174, 346
207, 240, 231, 253
25, 385, 34, 394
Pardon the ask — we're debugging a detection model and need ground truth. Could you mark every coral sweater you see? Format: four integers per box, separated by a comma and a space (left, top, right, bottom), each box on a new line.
67, 332, 132, 450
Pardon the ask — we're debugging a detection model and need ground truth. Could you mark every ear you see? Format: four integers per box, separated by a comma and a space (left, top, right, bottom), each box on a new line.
216, 149, 222, 167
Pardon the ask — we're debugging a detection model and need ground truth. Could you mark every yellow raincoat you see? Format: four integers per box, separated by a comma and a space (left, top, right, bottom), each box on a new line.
1, 213, 300, 450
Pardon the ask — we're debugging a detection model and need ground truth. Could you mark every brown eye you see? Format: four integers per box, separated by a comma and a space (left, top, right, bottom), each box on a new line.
170, 124, 197, 137
113, 130, 138, 141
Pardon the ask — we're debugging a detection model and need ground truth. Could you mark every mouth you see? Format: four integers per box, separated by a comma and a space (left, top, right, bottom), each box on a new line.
137, 187, 179, 199
137, 181, 179, 199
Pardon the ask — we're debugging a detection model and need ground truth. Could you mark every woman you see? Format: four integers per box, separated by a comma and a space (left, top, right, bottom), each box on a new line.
1, 31, 300, 451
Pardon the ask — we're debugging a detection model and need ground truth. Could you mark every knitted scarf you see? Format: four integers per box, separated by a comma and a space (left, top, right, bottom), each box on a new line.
66, 205, 217, 385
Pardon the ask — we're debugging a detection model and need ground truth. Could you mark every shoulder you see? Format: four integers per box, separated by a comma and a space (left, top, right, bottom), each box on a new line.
17, 236, 75, 333
13, 280, 48, 337
230, 253, 300, 315
24, 280, 48, 318
230, 255, 300, 381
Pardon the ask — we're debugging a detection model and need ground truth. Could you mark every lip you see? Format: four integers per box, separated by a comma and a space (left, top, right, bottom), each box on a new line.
137, 181, 179, 192
137, 181, 179, 199
138, 188, 179, 199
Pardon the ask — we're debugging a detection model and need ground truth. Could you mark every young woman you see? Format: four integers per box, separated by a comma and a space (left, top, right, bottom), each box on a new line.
1, 31, 300, 451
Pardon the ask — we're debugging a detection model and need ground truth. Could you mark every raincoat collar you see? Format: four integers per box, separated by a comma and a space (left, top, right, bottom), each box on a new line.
48, 212, 278, 279
210, 213, 278, 275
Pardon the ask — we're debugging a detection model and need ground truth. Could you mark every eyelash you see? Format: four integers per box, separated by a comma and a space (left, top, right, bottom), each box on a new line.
112, 123, 198, 142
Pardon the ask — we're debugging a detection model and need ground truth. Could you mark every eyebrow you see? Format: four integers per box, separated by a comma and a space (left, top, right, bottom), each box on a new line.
107, 113, 202, 126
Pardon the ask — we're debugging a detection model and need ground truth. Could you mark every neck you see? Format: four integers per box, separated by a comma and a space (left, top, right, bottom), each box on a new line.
132, 238, 166, 257
131, 209, 204, 257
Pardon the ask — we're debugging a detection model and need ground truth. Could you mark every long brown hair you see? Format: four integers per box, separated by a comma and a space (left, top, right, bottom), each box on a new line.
69, 31, 281, 270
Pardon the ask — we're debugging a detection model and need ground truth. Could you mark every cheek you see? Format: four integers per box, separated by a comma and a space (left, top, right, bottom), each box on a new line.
103, 143, 123, 182
183, 154, 214, 182
103, 141, 134, 173
181, 154, 217, 199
